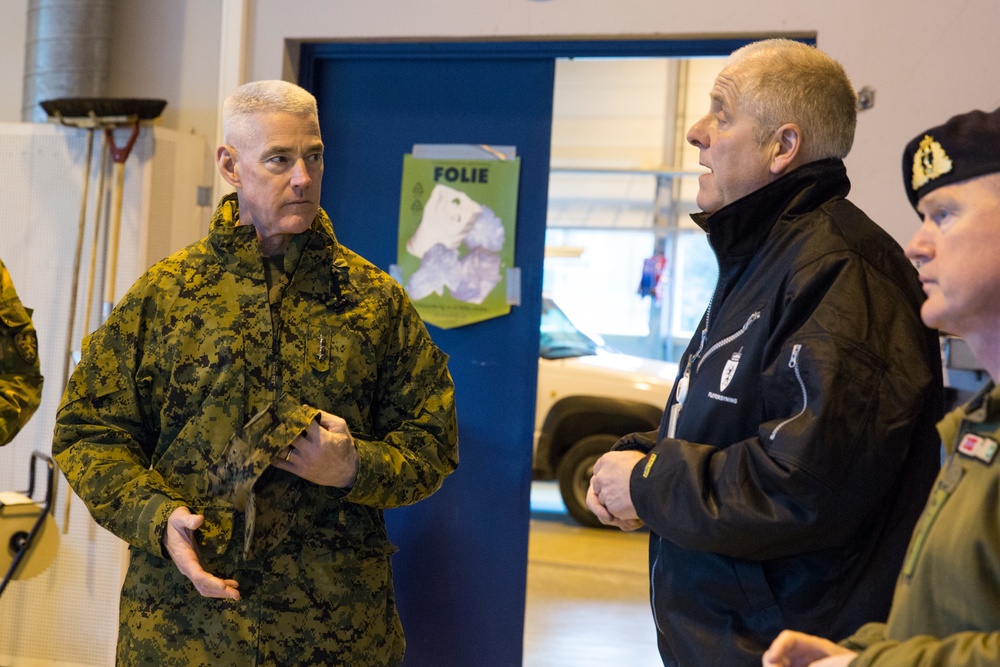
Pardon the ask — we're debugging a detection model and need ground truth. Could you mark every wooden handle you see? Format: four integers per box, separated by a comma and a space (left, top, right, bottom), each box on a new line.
102, 161, 126, 320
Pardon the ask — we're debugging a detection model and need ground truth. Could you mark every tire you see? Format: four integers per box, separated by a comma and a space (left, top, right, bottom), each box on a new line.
556, 433, 619, 529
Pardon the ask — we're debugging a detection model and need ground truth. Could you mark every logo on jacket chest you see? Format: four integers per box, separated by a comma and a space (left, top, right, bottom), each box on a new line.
719, 348, 743, 392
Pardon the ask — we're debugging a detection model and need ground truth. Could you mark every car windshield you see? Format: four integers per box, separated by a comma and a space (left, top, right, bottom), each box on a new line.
540, 298, 601, 359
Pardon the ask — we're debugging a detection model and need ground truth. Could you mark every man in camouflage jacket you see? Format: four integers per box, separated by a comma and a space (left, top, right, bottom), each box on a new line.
0, 257, 42, 446
52, 80, 458, 666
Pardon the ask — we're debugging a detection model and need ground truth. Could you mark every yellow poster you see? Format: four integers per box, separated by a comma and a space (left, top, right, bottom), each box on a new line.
396, 152, 520, 329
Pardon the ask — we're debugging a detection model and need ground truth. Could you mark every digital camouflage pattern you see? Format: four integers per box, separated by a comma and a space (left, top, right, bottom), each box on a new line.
0, 257, 43, 446
52, 194, 459, 666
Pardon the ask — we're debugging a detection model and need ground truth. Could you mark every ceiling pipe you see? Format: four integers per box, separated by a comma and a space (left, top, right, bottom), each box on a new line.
22, 0, 113, 122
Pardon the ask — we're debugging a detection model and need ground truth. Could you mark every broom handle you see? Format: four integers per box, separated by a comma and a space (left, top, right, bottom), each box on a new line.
101, 122, 140, 322
102, 161, 126, 322
58, 128, 94, 535
81, 138, 108, 338
63, 127, 94, 385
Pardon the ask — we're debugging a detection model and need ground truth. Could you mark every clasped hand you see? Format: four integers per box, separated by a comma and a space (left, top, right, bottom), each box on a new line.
586, 450, 646, 531
271, 409, 359, 489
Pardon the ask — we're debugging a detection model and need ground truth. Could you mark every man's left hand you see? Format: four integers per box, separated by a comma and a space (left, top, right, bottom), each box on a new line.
272, 409, 359, 488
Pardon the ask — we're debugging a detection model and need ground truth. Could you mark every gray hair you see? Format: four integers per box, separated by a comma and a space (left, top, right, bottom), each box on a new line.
724, 39, 858, 162
223, 80, 319, 147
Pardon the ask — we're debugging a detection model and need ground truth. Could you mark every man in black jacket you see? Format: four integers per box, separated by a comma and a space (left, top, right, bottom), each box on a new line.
587, 38, 943, 666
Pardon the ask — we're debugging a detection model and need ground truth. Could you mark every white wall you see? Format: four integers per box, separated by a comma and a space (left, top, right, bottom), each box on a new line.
0, 0, 28, 123
107, 1, 223, 195
4, 0, 999, 244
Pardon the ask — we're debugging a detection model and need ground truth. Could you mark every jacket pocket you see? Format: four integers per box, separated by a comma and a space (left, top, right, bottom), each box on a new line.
732, 557, 777, 611
762, 334, 884, 488
769, 343, 806, 441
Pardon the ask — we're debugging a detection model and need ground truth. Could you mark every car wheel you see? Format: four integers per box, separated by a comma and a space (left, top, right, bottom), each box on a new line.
556, 433, 618, 529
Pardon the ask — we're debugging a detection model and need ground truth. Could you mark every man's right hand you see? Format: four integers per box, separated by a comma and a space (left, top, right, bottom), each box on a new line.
163, 506, 240, 600
762, 630, 856, 667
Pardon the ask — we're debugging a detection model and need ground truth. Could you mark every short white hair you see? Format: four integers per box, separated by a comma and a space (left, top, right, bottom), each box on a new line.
223, 80, 318, 147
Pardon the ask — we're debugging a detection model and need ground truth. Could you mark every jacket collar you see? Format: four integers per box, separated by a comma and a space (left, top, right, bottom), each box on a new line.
690, 158, 851, 262
208, 193, 343, 275
936, 380, 1000, 455
959, 381, 1000, 425
207, 193, 352, 309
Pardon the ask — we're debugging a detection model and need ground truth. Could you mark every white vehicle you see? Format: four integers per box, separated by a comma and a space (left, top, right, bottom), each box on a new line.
534, 297, 677, 527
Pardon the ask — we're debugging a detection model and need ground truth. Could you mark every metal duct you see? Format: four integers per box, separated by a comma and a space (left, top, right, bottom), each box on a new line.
22, 0, 113, 122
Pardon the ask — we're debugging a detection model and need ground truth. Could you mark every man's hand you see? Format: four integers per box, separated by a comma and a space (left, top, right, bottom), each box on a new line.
762, 630, 856, 667
587, 450, 646, 531
163, 507, 240, 600
272, 409, 359, 488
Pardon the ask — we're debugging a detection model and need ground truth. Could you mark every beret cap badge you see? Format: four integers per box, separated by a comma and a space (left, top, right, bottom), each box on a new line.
902, 107, 1000, 211
911, 135, 953, 191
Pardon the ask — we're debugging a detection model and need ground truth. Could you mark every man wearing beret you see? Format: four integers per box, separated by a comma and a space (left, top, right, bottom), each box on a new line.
0, 257, 43, 446
764, 106, 1000, 667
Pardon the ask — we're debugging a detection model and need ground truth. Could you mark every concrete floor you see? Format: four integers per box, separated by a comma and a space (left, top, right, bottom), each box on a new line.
523, 482, 661, 667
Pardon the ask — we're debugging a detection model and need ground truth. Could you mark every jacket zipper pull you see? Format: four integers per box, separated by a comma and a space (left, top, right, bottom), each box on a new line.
789, 343, 801, 368
667, 370, 690, 439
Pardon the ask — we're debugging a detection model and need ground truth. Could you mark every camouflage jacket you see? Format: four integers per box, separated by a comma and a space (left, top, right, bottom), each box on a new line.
0, 258, 43, 446
53, 195, 458, 666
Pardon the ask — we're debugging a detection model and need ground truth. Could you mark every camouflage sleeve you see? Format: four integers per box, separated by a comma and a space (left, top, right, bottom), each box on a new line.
346, 291, 458, 509
51, 284, 183, 557
840, 622, 889, 651
848, 632, 1000, 666
0, 260, 44, 446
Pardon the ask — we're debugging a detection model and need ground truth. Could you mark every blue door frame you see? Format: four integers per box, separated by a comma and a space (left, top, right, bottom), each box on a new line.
298, 36, 797, 667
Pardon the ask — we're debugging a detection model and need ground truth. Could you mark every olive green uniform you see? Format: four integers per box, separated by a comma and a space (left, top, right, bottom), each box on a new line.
842, 382, 1000, 666
53, 195, 458, 666
0, 258, 43, 446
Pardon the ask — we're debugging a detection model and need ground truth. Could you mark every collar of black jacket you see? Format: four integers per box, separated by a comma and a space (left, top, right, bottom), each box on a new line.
690, 158, 851, 261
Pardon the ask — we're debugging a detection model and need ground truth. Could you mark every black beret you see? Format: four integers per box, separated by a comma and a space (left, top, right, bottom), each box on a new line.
903, 106, 1000, 211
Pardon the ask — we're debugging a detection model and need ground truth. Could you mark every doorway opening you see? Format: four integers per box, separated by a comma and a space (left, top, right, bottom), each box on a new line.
543, 56, 724, 364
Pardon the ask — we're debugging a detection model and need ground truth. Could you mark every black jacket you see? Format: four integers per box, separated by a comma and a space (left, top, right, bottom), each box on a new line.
626, 159, 943, 666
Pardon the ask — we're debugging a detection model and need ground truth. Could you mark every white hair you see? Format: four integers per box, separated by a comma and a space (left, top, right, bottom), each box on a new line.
223, 80, 319, 147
